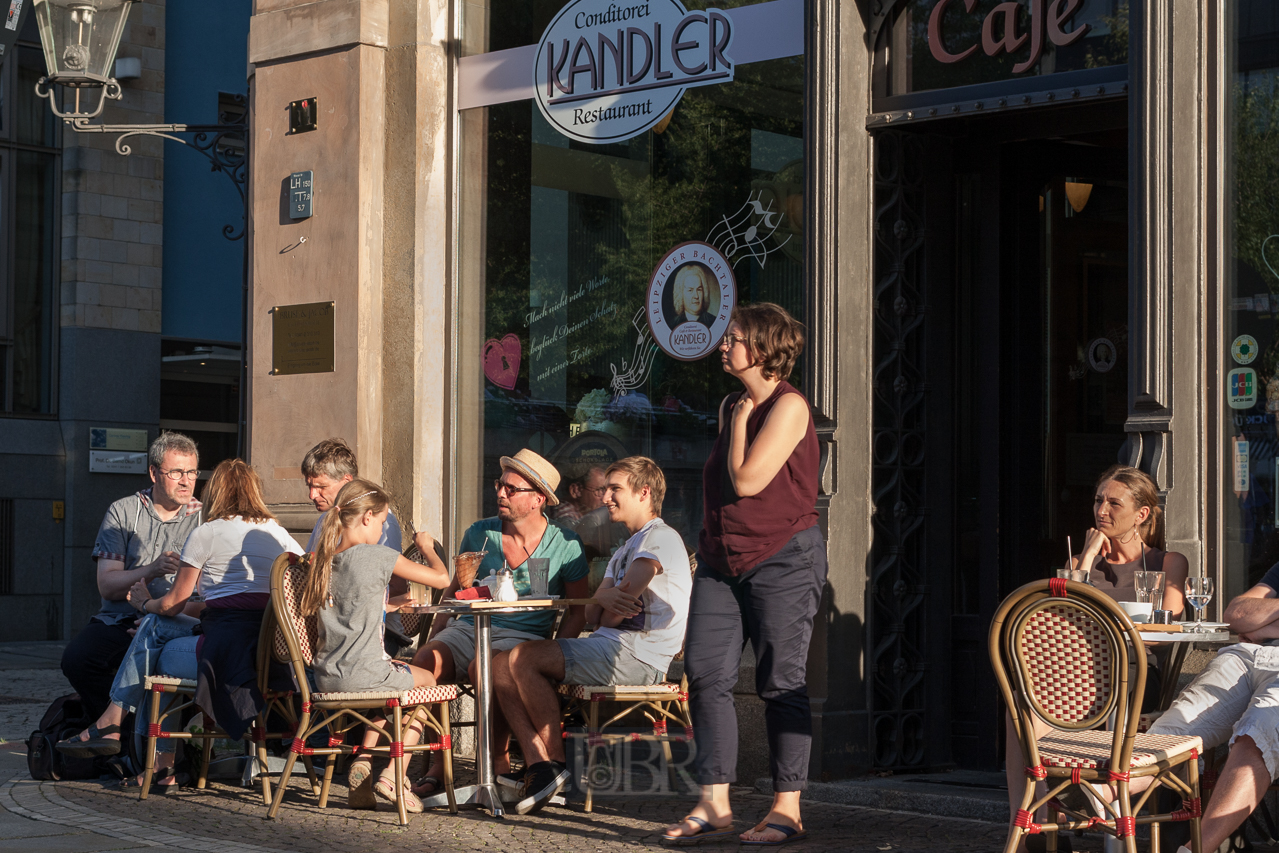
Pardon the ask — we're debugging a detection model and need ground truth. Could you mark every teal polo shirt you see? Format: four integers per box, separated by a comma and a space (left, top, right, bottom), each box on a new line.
457, 517, 588, 637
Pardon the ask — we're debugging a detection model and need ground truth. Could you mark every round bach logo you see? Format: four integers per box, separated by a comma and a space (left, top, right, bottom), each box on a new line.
647, 242, 736, 361
533, 0, 736, 144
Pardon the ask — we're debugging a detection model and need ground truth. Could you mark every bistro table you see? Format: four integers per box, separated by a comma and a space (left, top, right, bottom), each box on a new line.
400, 597, 592, 817
1136, 624, 1232, 711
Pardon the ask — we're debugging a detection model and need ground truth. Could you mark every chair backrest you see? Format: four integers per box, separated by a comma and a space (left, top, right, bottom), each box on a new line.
269, 552, 319, 698
989, 579, 1147, 768
1010, 597, 1118, 729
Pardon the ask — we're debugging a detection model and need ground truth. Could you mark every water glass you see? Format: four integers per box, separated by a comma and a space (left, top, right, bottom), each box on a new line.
1185, 576, 1215, 631
527, 558, 550, 597
1133, 570, 1165, 605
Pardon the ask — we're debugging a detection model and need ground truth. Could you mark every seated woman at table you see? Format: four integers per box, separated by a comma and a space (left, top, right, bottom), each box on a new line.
299, 479, 451, 814
58, 459, 304, 788
1004, 464, 1189, 852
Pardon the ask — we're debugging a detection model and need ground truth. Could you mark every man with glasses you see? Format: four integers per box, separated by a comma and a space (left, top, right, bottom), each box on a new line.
60, 432, 204, 722
551, 464, 609, 525
409, 449, 589, 798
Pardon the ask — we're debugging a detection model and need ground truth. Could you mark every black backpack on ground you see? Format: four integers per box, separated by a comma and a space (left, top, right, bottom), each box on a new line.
27, 693, 101, 781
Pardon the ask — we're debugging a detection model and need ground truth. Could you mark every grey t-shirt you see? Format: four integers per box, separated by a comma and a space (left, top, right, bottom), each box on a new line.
313, 544, 413, 694
90, 490, 204, 626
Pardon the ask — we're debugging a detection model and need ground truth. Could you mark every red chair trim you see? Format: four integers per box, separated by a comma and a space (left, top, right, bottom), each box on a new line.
1116, 816, 1135, 838
1014, 809, 1041, 834
1026, 765, 1048, 780
1049, 578, 1068, 597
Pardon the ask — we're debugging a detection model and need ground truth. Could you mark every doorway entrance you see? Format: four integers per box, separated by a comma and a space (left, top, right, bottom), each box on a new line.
869, 101, 1129, 773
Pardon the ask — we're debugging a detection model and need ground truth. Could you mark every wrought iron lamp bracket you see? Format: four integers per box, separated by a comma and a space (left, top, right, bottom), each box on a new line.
36, 78, 247, 240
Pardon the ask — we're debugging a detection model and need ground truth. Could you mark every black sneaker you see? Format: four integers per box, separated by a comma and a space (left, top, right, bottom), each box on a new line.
497, 770, 524, 790
513, 761, 570, 815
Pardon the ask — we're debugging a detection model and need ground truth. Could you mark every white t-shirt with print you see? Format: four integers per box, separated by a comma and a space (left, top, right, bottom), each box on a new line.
592, 518, 692, 672
181, 517, 303, 601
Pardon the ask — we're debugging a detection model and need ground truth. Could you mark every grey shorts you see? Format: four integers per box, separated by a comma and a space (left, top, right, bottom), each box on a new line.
556, 635, 665, 687
430, 621, 543, 677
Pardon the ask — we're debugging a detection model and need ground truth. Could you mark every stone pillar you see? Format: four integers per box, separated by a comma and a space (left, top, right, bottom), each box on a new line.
246, 0, 452, 544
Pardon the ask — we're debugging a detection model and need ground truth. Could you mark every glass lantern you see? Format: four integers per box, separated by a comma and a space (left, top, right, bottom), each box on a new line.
33, 0, 136, 87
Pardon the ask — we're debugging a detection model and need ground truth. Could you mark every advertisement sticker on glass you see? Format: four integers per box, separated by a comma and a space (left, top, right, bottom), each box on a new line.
646, 241, 736, 361
1232, 334, 1259, 365
1229, 367, 1258, 410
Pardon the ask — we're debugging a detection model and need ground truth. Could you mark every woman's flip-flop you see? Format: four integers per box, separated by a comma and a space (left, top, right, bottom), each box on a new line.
56, 724, 122, 757
739, 823, 807, 847
661, 815, 736, 846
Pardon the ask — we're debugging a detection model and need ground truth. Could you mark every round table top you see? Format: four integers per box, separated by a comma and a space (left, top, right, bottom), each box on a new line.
400, 598, 587, 615
1136, 629, 1231, 643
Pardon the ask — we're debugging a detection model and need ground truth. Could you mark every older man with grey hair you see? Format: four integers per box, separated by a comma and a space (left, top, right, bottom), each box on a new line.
59, 432, 204, 721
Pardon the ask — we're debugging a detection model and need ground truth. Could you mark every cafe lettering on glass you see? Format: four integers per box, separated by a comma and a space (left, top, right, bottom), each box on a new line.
289, 170, 314, 220
534, 0, 736, 144
928, 0, 1089, 73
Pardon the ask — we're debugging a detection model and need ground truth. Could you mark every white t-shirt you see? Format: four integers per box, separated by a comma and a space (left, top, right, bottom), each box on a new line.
181, 517, 304, 601
592, 518, 692, 671
306, 511, 402, 553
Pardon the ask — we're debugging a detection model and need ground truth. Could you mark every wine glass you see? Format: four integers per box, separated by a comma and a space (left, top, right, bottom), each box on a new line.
1185, 577, 1215, 631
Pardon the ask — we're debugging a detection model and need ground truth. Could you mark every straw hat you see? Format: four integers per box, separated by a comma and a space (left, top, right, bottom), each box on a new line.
499, 449, 561, 506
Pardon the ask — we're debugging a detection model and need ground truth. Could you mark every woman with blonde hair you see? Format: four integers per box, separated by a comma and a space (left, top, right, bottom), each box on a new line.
1004, 464, 1190, 852
59, 458, 303, 789
301, 479, 452, 814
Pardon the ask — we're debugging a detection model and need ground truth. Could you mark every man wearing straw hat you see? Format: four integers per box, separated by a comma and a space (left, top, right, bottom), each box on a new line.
409, 448, 590, 797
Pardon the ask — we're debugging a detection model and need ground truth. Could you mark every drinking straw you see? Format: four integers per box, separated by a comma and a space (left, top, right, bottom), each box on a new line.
1065, 536, 1073, 573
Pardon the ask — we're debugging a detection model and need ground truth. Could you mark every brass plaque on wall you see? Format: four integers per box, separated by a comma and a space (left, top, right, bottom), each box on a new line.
271, 301, 334, 375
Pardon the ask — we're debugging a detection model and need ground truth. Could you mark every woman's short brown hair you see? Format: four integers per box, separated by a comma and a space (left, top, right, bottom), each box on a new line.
732, 302, 805, 381
203, 459, 274, 523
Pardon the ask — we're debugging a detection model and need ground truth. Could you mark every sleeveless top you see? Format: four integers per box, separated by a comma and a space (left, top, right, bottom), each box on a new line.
699, 380, 819, 577
1087, 546, 1167, 603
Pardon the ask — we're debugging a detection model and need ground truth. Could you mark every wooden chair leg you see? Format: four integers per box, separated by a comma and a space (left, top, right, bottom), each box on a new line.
1188, 758, 1202, 853
317, 750, 337, 808
302, 755, 321, 796
198, 726, 213, 790
439, 704, 456, 814
255, 718, 273, 805
584, 702, 599, 814
1004, 779, 1036, 853
139, 688, 163, 801
392, 707, 408, 826
267, 712, 310, 820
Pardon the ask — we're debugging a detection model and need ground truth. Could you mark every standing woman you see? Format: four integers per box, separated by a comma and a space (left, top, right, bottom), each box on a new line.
664, 303, 827, 847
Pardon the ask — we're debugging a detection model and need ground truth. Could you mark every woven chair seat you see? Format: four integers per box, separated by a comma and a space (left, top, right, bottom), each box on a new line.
1037, 728, 1202, 771
558, 682, 683, 701
313, 683, 459, 705
145, 675, 197, 690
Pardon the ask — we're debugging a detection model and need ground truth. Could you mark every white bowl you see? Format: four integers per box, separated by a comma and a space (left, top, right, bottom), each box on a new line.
1119, 601, 1153, 623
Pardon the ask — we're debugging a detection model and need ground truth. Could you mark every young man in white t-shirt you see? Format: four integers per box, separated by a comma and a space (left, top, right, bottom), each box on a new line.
493, 456, 691, 815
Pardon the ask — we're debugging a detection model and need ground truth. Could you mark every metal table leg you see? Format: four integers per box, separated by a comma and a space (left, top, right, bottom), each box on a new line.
420, 612, 504, 816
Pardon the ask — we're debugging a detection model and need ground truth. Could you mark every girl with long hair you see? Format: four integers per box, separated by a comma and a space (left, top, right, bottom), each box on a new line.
301, 479, 451, 814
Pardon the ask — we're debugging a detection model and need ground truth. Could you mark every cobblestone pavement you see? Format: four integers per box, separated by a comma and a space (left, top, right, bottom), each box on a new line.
0, 641, 1111, 852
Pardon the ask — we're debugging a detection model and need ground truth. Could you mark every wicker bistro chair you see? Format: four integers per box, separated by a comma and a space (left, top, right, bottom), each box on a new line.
557, 553, 698, 813
558, 676, 693, 812
266, 552, 459, 826
138, 608, 305, 803
991, 578, 1204, 853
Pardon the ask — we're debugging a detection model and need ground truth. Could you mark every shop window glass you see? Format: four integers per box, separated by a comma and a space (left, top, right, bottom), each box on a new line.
877, 0, 1128, 99
1224, 2, 1279, 603
456, 0, 804, 554
0, 39, 59, 415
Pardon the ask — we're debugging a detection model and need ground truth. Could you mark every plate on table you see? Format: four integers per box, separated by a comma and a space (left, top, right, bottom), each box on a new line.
1182, 621, 1229, 630
519, 594, 560, 600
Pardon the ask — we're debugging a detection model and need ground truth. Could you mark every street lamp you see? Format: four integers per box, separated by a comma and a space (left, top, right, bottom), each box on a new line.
32, 0, 247, 239
32, 0, 134, 119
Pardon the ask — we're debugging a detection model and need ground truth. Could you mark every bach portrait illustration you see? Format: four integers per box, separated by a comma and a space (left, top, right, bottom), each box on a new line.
663, 263, 719, 330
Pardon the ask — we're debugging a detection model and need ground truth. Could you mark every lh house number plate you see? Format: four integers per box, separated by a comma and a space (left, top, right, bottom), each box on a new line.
289, 170, 313, 219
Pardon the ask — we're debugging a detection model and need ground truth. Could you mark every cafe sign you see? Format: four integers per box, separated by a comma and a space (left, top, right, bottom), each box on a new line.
534, 0, 736, 144
928, 0, 1089, 74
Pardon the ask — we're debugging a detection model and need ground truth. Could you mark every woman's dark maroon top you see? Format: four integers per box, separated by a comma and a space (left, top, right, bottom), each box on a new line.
700, 380, 819, 576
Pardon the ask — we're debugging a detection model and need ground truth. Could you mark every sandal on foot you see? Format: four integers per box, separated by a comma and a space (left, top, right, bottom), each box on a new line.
373, 774, 423, 814
411, 775, 443, 797
347, 756, 373, 789
661, 815, 735, 846
348, 774, 377, 810
57, 724, 122, 758
740, 823, 807, 847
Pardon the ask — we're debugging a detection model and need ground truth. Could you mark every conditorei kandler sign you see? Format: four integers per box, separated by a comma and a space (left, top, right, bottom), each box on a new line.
534, 1, 736, 144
